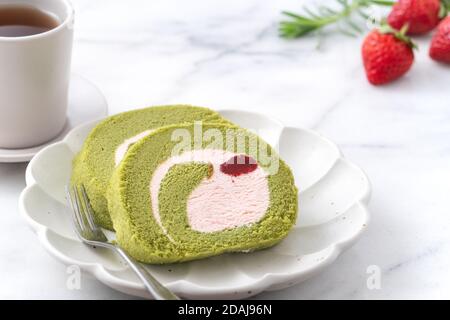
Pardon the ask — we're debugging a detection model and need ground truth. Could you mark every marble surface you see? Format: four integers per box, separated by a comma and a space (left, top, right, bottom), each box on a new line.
1, 0, 450, 299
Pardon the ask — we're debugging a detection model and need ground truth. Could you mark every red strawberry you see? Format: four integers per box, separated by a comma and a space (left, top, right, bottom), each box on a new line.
362, 27, 415, 85
387, 0, 442, 35
429, 16, 450, 63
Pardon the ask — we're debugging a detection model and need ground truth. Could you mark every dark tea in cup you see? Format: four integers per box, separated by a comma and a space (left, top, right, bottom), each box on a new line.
0, 4, 59, 37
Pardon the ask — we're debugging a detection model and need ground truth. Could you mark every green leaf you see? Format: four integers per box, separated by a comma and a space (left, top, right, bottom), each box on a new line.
439, 1, 450, 18
279, 0, 391, 39
279, 21, 319, 38
369, 0, 395, 6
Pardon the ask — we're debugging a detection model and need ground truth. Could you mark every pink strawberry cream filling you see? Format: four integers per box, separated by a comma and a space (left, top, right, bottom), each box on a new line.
150, 149, 269, 234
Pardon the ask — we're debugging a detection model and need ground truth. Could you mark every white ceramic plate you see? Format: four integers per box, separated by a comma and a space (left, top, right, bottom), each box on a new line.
0, 74, 108, 163
19, 110, 371, 299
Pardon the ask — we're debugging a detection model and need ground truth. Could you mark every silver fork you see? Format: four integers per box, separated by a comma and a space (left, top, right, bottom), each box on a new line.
66, 184, 180, 300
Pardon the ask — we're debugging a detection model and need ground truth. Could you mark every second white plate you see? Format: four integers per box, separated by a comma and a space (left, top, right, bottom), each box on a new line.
19, 109, 371, 299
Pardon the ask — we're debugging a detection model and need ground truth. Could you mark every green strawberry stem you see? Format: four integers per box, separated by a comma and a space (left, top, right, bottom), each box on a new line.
379, 23, 417, 49
440, 0, 450, 18
279, 0, 395, 39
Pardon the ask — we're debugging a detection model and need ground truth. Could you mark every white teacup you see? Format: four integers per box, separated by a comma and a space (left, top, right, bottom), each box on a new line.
0, 0, 74, 149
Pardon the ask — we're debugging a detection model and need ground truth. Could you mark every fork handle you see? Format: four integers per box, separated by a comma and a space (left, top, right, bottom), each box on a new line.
115, 247, 180, 300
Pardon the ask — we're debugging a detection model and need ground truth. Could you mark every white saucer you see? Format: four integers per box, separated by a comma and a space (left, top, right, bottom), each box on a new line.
20, 109, 371, 299
0, 74, 108, 163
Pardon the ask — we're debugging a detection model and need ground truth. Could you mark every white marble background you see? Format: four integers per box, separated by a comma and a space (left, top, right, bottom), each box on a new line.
1, 0, 450, 299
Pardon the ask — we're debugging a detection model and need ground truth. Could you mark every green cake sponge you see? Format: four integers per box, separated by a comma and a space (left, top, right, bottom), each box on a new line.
71, 105, 231, 230
107, 123, 298, 264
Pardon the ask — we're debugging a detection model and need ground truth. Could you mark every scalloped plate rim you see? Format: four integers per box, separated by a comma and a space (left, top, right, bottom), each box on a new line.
19, 109, 371, 299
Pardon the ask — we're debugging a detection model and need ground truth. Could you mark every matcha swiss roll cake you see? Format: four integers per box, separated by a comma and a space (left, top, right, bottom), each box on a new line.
71, 105, 231, 230
107, 122, 298, 264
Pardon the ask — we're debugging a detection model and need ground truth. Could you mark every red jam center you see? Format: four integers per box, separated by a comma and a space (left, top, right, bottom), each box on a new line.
220, 155, 258, 177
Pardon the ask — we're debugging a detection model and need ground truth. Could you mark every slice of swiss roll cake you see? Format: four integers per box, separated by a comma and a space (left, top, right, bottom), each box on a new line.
71, 105, 231, 230
107, 122, 298, 264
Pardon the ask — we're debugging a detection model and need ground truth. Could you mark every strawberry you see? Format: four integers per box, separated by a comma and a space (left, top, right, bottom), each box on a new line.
387, 0, 442, 35
429, 16, 450, 63
362, 26, 415, 85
